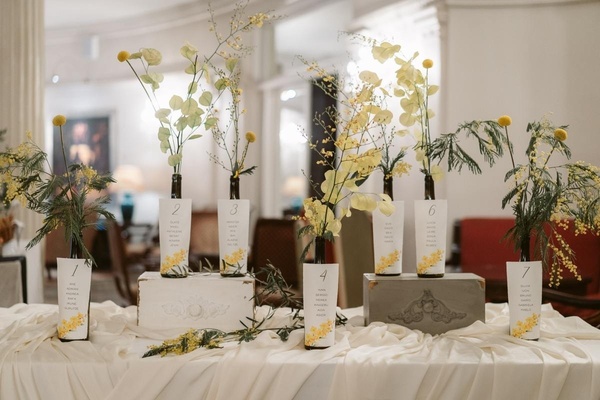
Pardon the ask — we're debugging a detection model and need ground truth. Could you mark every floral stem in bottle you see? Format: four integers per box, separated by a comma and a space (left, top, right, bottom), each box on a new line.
305, 235, 331, 350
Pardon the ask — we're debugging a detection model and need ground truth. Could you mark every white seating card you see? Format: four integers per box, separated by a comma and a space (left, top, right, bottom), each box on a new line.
57, 258, 91, 340
507, 261, 542, 340
303, 263, 339, 348
159, 198, 192, 276
218, 199, 250, 275
414, 200, 447, 276
373, 200, 404, 275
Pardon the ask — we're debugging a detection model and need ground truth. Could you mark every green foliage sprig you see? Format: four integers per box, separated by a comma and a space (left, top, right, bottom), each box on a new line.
429, 120, 509, 174
142, 264, 348, 357
0, 115, 115, 262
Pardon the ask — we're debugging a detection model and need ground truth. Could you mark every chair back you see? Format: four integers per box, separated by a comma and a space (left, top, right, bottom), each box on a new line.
0, 256, 27, 306
459, 218, 518, 281
251, 218, 301, 288
459, 217, 600, 295
190, 210, 219, 267
336, 210, 374, 308
106, 221, 135, 304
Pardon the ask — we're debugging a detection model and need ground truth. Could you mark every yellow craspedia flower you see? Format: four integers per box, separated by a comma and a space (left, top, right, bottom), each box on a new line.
245, 131, 256, 143
422, 59, 433, 69
498, 115, 512, 127
117, 50, 130, 62
554, 128, 568, 142
52, 115, 66, 126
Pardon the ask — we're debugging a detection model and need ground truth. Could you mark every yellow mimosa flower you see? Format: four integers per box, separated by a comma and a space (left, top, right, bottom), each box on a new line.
497, 115, 512, 127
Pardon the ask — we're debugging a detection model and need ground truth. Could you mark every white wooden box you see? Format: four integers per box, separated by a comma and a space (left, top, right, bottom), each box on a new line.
137, 272, 255, 331
363, 273, 485, 335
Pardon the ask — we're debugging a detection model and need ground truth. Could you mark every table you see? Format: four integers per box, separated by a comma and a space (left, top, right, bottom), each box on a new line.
2, 238, 43, 304
1, 302, 600, 400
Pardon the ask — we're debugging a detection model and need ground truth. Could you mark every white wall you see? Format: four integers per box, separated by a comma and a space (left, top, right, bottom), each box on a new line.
444, 0, 600, 229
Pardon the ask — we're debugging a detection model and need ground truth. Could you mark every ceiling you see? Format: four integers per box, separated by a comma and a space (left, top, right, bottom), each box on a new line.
45, 0, 199, 29
44, 0, 353, 69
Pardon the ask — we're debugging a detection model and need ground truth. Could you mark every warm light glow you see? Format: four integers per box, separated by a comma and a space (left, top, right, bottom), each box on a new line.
282, 175, 306, 197
110, 165, 145, 193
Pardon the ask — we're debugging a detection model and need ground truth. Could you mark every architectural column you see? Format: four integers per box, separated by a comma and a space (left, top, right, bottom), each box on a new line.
0, 0, 45, 301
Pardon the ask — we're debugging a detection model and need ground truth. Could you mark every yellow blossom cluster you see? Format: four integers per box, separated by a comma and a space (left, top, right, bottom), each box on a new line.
375, 249, 400, 274
147, 329, 224, 356
305, 319, 334, 347
74, 165, 97, 184
510, 313, 539, 339
248, 12, 270, 28
417, 249, 444, 275
223, 248, 246, 266
302, 198, 341, 237
57, 312, 86, 339
160, 248, 188, 274
388, 161, 412, 179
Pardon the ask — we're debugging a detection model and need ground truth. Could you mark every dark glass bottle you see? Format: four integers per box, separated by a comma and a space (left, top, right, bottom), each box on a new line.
69, 234, 83, 259
230, 175, 240, 200
383, 175, 394, 201
424, 174, 435, 200
519, 234, 531, 262
171, 173, 182, 199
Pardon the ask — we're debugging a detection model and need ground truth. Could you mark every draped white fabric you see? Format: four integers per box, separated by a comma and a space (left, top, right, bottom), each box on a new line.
1, 302, 599, 400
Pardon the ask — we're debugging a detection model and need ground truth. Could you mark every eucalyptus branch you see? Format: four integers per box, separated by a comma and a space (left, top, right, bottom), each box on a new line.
142, 263, 348, 358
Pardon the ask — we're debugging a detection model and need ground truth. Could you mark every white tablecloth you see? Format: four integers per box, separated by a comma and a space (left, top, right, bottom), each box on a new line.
1, 302, 600, 400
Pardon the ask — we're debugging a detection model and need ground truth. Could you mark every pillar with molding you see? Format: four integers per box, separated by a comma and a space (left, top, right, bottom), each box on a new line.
0, 0, 46, 302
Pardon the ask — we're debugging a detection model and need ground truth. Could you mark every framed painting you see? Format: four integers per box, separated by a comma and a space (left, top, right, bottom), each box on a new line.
52, 116, 111, 174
